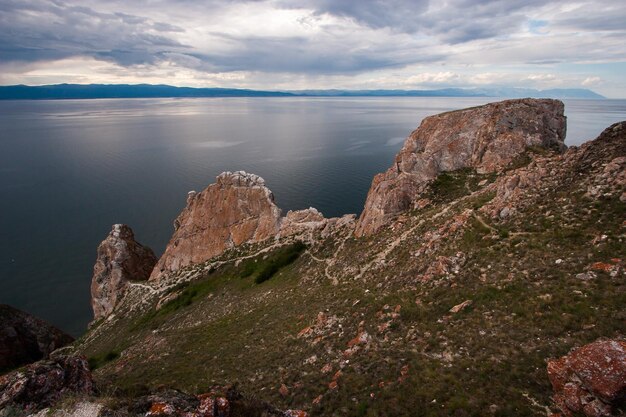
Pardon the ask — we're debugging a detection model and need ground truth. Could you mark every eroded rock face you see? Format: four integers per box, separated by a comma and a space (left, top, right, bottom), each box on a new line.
91, 224, 157, 321
0, 355, 94, 413
279, 208, 327, 239
483, 121, 626, 221
547, 339, 626, 417
355, 98, 566, 236
150, 171, 282, 281
0, 305, 74, 373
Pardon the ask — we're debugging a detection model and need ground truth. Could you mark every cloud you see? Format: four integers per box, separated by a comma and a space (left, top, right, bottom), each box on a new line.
582, 76, 602, 87
405, 72, 462, 86
0, 0, 624, 96
0, 0, 186, 65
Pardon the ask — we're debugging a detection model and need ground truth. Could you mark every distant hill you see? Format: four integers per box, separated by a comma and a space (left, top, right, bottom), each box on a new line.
0, 83, 605, 100
0, 84, 296, 100
290, 87, 606, 99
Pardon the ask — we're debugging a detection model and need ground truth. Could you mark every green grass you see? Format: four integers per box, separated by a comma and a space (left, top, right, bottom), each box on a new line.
131, 242, 307, 331
254, 242, 306, 284
88, 350, 120, 370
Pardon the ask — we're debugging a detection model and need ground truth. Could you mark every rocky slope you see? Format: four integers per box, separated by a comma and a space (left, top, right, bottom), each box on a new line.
91, 224, 157, 321
0, 305, 74, 373
2, 99, 624, 417
0, 355, 94, 413
355, 98, 566, 236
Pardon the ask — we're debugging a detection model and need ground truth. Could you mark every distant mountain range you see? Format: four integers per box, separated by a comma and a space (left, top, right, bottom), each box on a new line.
0, 83, 605, 100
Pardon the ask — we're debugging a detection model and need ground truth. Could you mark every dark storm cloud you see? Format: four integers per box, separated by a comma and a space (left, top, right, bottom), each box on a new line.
0, 0, 185, 65
1, 0, 624, 77
196, 31, 444, 73
279, 0, 546, 43
0, 0, 445, 74
281, 0, 626, 43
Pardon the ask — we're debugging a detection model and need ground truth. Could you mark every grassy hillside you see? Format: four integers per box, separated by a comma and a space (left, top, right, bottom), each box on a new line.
75, 125, 626, 416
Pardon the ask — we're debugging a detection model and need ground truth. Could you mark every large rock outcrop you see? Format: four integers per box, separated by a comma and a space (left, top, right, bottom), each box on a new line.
150, 171, 282, 281
91, 224, 157, 321
0, 305, 74, 373
547, 339, 626, 417
0, 355, 94, 413
355, 98, 566, 236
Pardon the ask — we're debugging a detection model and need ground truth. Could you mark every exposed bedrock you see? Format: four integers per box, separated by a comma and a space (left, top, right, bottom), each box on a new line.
548, 339, 626, 417
149, 171, 355, 282
354, 98, 566, 236
150, 171, 283, 281
91, 224, 157, 321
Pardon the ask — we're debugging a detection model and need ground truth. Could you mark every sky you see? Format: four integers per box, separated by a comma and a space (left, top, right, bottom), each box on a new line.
0, 0, 625, 97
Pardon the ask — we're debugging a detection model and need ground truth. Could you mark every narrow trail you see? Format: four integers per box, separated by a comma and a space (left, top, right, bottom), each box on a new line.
354, 186, 493, 280
128, 281, 158, 294
472, 212, 497, 233
308, 233, 350, 286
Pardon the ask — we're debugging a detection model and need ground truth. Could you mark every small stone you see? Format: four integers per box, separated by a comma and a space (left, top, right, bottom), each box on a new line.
449, 300, 473, 314
575, 272, 597, 281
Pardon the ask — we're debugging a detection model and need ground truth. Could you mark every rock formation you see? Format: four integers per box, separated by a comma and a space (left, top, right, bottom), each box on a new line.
0, 355, 94, 413
91, 224, 157, 321
279, 208, 328, 239
355, 98, 566, 236
0, 305, 74, 373
149, 171, 355, 281
150, 171, 283, 281
482, 121, 626, 221
547, 339, 626, 417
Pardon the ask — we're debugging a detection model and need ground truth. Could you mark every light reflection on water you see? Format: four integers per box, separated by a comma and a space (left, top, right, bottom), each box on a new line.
0, 97, 624, 335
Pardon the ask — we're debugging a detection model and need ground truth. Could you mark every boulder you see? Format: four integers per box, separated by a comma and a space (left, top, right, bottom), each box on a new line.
355, 98, 566, 236
91, 224, 157, 321
150, 171, 282, 281
0, 304, 73, 374
547, 339, 626, 417
0, 355, 94, 413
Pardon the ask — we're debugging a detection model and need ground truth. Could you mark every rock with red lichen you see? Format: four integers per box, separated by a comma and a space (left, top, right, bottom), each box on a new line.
547, 339, 626, 417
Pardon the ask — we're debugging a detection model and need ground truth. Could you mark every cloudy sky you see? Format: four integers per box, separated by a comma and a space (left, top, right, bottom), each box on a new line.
1, 0, 625, 96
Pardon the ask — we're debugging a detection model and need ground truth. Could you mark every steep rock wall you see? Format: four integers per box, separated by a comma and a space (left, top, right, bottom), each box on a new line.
355, 98, 566, 236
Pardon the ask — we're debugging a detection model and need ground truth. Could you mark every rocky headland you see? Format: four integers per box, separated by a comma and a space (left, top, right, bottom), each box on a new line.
0, 305, 74, 374
1, 98, 624, 417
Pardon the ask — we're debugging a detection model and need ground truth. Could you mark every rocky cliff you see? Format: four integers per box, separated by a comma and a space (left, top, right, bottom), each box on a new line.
13, 100, 623, 417
355, 98, 566, 236
91, 224, 157, 321
149, 172, 353, 283
150, 171, 283, 281
0, 305, 74, 373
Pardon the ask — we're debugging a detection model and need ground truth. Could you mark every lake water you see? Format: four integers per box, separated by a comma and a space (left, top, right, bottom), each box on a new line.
1, 97, 625, 336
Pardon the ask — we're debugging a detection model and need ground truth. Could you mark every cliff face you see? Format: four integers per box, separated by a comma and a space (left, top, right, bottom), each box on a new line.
91, 224, 157, 321
150, 171, 283, 281
355, 98, 566, 236
0, 305, 74, 373
70, 103, 624, 417
150, 172, 352, 282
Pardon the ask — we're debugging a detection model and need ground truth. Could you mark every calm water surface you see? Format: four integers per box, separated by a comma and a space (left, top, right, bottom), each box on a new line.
1, 97, 624, 335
